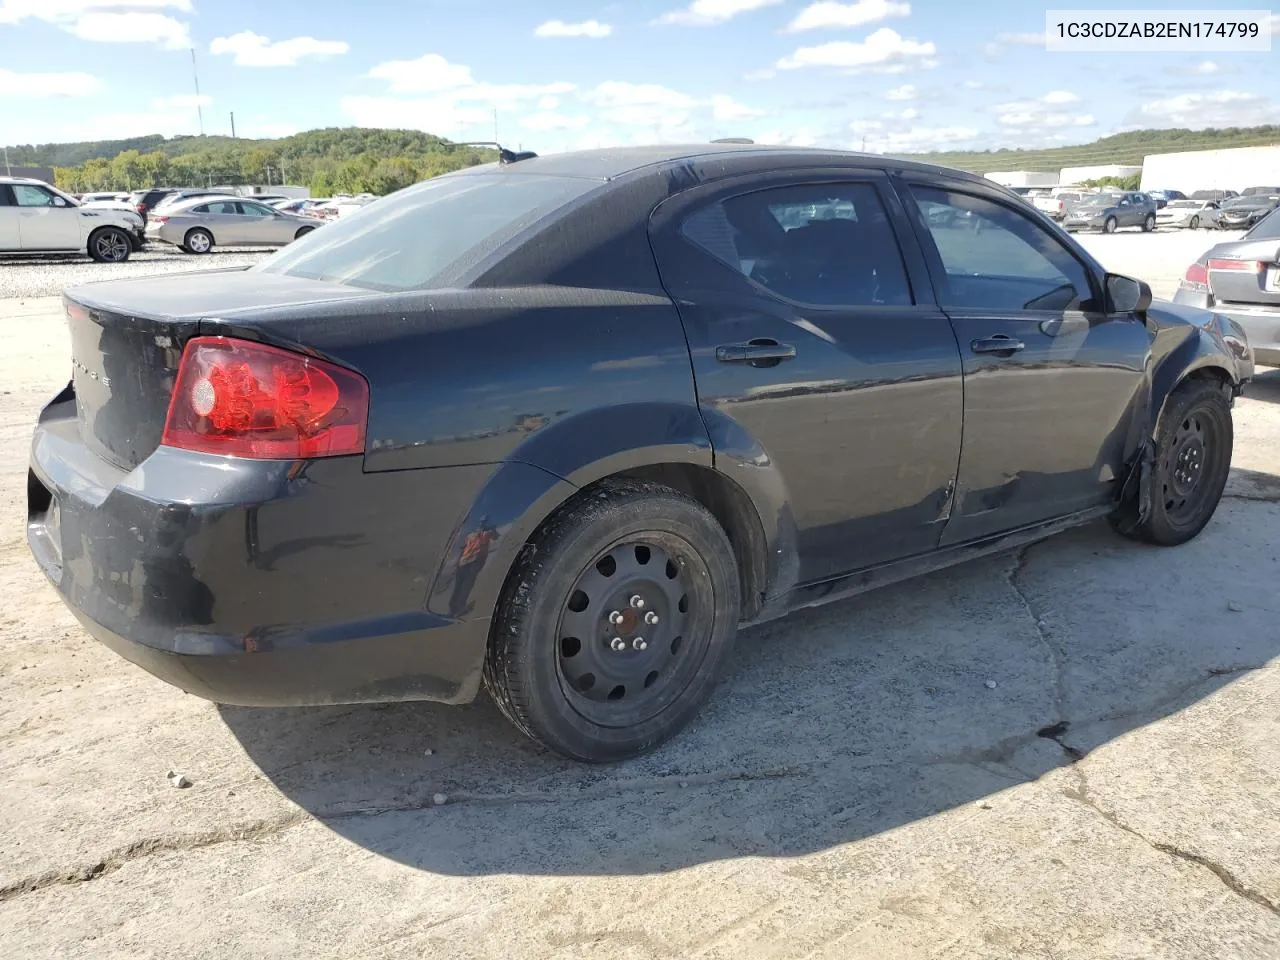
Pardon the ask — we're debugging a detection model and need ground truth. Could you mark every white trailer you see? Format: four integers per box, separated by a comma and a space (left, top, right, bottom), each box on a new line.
1140, 145, 1280, 193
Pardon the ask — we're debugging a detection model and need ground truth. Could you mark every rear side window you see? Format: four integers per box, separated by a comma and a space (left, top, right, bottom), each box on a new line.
910, 186, 1096, 312
256, 173, 597, 292
204, 201, 238, 215
681, 182, 913, 307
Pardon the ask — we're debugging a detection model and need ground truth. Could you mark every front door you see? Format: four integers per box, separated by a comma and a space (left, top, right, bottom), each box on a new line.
235, 201, 291, 243
650, 173, 964, 585
13, 183, 82, 250
902, 182, 1151, 545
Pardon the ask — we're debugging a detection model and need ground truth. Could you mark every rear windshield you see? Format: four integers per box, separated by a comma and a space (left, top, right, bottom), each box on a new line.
1246, 209, 1280, 239
254, 173, 597, 292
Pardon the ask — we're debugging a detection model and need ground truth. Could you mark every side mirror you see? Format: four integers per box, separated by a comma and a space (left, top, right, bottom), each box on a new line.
53, 196, 68, 207
1107, 273, 1152, 314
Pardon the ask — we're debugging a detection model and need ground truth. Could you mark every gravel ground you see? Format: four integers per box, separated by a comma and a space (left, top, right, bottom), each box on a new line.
0, 246, 272, 299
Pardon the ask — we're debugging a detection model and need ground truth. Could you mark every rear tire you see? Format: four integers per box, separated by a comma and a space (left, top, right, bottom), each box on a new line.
183, 228, 213, 254
87, 227, 131, 263
1142, 214, 1156, 233
293, 226, 315, 241
1113, 379, 1232, 546
484, 478, 741, 762
1103, 217, 1118, 234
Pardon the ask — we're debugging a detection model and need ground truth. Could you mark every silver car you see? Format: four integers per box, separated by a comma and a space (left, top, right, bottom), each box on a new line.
1156, 199, 1218, 230
146, 196, 321, 254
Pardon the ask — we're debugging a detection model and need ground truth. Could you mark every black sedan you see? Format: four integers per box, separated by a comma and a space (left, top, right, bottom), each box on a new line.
1175, 208, 1280, 366
27, 145, 1254, 761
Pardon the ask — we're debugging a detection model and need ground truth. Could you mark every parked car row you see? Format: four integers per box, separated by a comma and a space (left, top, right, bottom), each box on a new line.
145, 194, 324, 254
1016, 184, 1280, 233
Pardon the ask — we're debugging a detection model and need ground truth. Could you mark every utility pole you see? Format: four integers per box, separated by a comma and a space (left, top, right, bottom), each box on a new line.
2, 146, 10, 176
230, 112, 236, 138
493, 106, 499, 143
190, 48, 205, 136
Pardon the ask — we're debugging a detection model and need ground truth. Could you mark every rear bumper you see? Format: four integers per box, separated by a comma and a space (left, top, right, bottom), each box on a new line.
27, 391, 495, 706
1172, 291, 1280, 366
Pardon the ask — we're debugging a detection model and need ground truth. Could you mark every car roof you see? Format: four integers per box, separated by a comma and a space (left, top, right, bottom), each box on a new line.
164, 194, 242, 210
452, 143, 994, 188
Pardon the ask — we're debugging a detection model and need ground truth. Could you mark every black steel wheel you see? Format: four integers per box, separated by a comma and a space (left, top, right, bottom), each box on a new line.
485, 478, 740, 762
88, 227, 131, 263
1113, 379, 1233, 546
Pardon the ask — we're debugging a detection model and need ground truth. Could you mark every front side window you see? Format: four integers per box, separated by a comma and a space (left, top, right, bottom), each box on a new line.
238, 202, 273, 218
910, 186, 1096, 313
13, 184, 57, 207
681, 182, 913, 307
256, 173, 596, 292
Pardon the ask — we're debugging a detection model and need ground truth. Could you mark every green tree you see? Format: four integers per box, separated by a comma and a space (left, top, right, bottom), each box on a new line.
110, 149, 146, 189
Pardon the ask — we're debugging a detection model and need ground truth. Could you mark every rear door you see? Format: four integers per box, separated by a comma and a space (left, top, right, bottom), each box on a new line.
900, 180, 1150, 544
0, 185, 18, 251
650, 171, 964, 584
13, 183, 82, 250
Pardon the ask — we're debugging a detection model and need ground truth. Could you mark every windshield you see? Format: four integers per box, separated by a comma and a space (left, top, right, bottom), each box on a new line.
1166, 201, 1199, 209
1080, 196, 1118, 207
255, 172, 597, 292
1246, 208, 1280, 239
1223, 197, 1268, 209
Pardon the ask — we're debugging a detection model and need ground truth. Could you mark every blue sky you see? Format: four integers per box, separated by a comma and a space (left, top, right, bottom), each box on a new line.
2, 1, 1278, 153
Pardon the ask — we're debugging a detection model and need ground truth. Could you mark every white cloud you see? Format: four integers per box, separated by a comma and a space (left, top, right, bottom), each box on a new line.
885, 83, 917, 100
785, 0, 910, 33
862, 125, 981, 152
1136, 90, 1280, 127
777, 27, 936, 73
0, 67, 102, 97
534, 18, 612, 38
887, 106, 919, 121
995, 31, 1044, 44
991, 91, 1082, 113
69, 11, 189, 47
538, 95, 562, 110
757, 128, 823, 147
209, 31, 349, 67
1041, 90, 1078, 105
367, 53, 475, 93
0, 0, 192, 48
1166, 59, 1222, 77
341, 95, 496, 133
583, 81, 698, 109
744, 68, 777, 80
710, 93, 767, 121
152, 93, 210, 109
962, 79, 984, 89
655, 0, 782, 27
520, 111, 592, 131
997, 111, 1094, 128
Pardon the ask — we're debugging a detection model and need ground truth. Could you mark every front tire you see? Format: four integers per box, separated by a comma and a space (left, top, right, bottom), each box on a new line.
1189, 215, 1200, 229
88, 227, 131, 263
484, 479, 741, 762
1114, 379, 1232, 546
183, 228, 213, 254
1103, 216, 1118, 234
293, 226, 315, 241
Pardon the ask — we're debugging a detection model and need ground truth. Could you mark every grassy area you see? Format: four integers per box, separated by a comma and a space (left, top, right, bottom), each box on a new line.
892, 126, 1280, 174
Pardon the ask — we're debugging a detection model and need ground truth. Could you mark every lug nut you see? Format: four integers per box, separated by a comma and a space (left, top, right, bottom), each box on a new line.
630, 595, 645, 609
609, 637, 627, 652
644, 611, 659, 625
632, 637, 648, 651
608, 611, 624, 625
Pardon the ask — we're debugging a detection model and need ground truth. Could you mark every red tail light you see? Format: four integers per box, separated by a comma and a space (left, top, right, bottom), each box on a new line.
161, 337, 368, 459
149, 215, 168, 224
1207, 258, 1264, 272
1183, 262, 1209, 286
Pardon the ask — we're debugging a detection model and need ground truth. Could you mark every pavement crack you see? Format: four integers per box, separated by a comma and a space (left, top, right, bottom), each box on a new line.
0, 811, 309, 904
1062, 775, 1280, 920
1006, 545, 1069, 724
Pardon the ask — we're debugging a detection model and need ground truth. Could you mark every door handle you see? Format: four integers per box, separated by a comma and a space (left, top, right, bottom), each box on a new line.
716, 339, 797, 367
970, 335, 1025, 357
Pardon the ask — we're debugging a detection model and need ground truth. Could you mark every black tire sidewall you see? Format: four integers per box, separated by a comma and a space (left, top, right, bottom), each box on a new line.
1190, 216, 1199, 229
88, 227, 129, 262
294, 227, 314, 240
486, 483, 740, 762
1143, 214, 1155, 232
1142, 381, 1233, 545
1104, 217, 1117, 234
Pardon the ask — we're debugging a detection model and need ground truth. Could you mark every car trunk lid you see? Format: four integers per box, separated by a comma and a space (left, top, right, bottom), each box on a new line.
65, 269, 378, 470
1207, 239, 1280, 308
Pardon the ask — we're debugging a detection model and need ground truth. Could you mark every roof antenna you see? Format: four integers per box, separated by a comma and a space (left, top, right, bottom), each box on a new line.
711, 137, 754, 144
452, 141, 538, 164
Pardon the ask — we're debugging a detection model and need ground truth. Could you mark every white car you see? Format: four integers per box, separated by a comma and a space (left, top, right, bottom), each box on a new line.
0, 177, 143, 262
1156, 199, 1219, 230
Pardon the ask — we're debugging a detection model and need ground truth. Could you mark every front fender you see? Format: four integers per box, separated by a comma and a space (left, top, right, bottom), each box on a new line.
1146, 301, 1249, 434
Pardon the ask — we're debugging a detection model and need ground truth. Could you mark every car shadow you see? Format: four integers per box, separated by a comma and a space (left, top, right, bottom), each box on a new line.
1244, 367, 1280, 403
219, 486, 1279, 877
